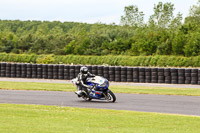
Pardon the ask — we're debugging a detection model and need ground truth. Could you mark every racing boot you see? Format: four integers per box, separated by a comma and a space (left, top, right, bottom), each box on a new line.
75, 90, 83, 97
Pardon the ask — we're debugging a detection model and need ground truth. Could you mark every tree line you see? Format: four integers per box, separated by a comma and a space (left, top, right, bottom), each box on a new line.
1, 1, 200, 57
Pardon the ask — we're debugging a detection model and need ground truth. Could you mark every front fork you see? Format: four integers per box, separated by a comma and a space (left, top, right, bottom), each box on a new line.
102, 89, 109, 98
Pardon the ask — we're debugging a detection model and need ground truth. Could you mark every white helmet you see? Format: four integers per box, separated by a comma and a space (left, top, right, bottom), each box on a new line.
80, 66, 88, 74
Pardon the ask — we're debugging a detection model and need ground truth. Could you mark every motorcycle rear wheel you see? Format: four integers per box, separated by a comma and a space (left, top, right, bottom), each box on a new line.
83, 97, 92, 101
82, 93, 92, 101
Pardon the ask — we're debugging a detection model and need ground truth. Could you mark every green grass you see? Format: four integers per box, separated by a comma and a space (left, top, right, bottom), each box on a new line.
111, 85, 200, 96
0, 104, 200, 133
1, 81, 200, 96
0, 81, 74, 92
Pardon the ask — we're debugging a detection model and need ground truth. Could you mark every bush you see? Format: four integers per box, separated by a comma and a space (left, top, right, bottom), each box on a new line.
36, 55, 55, 64
0, 53, 200, 67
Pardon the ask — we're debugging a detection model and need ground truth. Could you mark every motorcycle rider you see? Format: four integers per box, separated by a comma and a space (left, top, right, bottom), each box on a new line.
75, 66, 95, 97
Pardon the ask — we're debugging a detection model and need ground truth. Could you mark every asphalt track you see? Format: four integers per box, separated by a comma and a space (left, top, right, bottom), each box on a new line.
1, 89, 200, 116
1, 77, 200, 88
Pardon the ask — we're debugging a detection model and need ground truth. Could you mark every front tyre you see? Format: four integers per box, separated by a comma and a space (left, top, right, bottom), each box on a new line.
106, 90, 116, 102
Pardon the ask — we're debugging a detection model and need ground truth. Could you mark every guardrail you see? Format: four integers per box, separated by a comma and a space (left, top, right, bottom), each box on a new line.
0, 62, 200, 85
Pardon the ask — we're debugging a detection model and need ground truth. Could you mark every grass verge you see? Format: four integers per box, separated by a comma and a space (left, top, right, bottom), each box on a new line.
1, 81, 200, 96
0, 104, 200, 133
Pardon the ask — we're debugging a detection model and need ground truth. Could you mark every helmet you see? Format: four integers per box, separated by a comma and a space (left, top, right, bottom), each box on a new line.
80, 66, 88, 74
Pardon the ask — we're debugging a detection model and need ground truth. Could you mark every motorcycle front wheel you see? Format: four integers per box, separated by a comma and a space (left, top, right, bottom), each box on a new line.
105, 90, 116, 102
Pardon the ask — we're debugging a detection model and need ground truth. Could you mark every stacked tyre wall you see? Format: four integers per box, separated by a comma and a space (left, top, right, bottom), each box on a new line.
0, 62, 200, 85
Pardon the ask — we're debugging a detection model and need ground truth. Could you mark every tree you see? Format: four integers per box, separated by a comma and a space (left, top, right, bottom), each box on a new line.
182, 0, 200, 56
189, 0, 200, 18
171, 31, 185, 55
184, 32, 200, 56
149, 2, 175, 29
64, 40, 76, 54
169, 12, 183, 30
185, 0, 200, 27
17, 34, 34, 53
0, 32, 16, 53
120, 5, 144, 27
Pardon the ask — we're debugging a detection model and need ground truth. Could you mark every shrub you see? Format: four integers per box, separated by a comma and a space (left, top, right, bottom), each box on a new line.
36, 55, 55, 64
0, 53, 200, 67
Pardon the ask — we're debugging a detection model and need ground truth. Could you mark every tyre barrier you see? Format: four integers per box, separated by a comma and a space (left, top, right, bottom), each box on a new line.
103, 66, 109, 80
0, 62, 200, 85
115, 66, 121, 82
121, 67, 127, 82
109, 66, 115, 81
151, 68, 158, 83
98, 66, 104, 77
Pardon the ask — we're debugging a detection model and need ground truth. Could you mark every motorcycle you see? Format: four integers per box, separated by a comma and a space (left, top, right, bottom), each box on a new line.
72, 76, 116, 102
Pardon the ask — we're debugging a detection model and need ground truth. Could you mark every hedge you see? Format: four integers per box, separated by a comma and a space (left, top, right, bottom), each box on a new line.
0, 53, 200, 67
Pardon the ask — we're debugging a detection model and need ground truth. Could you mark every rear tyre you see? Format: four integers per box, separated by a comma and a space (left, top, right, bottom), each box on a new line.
106, 90, 116, 102
82, 92, 92, 101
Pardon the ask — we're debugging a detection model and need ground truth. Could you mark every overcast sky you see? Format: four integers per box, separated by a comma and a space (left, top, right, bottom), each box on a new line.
0, 0, 198, 24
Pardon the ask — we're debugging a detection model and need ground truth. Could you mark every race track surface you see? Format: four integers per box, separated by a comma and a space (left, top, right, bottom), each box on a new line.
1, 90, 200, 116
1, 77, 200, 88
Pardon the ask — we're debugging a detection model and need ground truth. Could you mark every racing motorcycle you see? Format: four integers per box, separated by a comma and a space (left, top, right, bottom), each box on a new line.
72, 76, 116, 102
